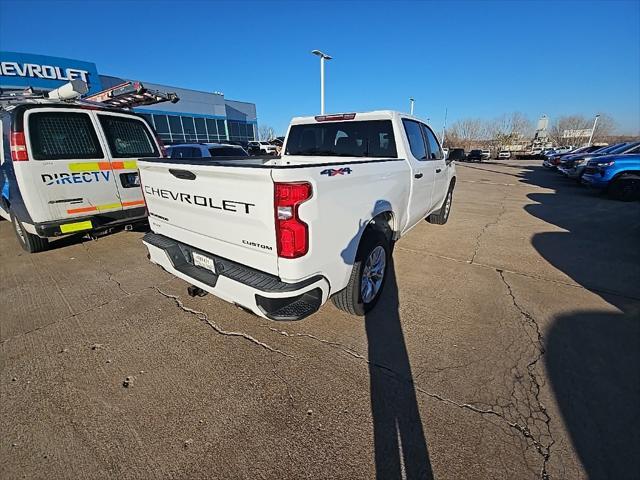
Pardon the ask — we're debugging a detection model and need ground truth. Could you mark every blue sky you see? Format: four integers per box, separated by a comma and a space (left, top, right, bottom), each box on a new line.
1, 0, 638, 135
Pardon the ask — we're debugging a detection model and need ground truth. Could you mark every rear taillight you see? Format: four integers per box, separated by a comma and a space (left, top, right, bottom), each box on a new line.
10, 132, 29, 161
274, 182, 312, 258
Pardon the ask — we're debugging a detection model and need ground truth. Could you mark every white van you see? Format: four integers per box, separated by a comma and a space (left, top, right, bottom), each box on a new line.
0, 100, 163, 252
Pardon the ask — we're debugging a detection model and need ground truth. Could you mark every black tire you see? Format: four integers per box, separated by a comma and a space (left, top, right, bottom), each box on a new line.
11, 211, 49, 253
331, 230, 389, 316
427, 181, 455, 225
608, 175, 640, 202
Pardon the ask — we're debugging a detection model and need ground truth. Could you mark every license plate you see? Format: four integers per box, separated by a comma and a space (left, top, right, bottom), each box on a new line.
192, 252, 216, 273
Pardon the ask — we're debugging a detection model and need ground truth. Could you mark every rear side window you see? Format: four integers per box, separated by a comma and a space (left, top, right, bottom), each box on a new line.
208, 146, 248, 157
171, 146, 200, 159
285, 120, 397, 158
98, 115, 158, 158
28, 111, 103, 160
421, 124, 444, 160
402, 119, 427, 161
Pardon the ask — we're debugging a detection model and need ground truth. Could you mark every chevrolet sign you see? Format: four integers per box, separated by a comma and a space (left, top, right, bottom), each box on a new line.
0, 51, 102, 94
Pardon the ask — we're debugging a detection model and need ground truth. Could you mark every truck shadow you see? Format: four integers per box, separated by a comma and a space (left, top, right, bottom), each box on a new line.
365, 258, 434, 479
519, 165, 640, 478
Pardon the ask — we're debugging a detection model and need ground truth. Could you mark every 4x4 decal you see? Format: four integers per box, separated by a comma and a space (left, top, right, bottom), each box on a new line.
320, 167, 352, 176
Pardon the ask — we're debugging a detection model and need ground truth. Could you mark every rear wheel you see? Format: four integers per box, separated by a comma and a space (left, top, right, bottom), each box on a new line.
427, 181, 455, 225
608, 175, 640, 201
11, 211, 49, 253
331, 230, 389, 316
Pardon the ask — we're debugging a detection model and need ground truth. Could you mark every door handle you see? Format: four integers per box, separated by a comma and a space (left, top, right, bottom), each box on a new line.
414, 173, 423, 179
435, 168, 442, 173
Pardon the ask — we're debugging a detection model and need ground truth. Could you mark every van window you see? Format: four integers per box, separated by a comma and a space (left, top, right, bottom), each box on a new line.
98, 115, 158, 158
29, 111, 103, 160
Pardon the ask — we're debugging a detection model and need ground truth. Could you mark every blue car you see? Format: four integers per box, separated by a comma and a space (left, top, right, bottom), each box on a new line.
582, 153, 640, 201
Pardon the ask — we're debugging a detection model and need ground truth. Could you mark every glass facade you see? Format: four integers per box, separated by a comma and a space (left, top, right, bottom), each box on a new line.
139, 112, 255, 145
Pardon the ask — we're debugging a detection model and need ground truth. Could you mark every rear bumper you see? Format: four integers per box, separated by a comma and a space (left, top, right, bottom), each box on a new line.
34, 207, 147, 237
143, 232, 329, 320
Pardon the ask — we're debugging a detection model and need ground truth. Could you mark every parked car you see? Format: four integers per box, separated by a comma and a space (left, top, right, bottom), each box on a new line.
139, 111, 456, 320
467, 149, 484, 162
448, 148, 466, 162
559, 142, 640, 182
498, 150, 512, 160
554, 145, 575, 155
481, 149, 491, 160
167, 143, 248, 159
543, 145, 604, 169
0, 88, 162, 253
247, 141, 278, 155
582, 153, 640, 201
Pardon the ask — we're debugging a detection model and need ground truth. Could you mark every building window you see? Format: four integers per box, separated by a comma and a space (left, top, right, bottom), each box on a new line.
181, 116, 196, 142
168, 115, 184, 143
140, 114, 154, 129
153, 115, 169, 135
194, 117, 207, 142
217, 120, 227, 140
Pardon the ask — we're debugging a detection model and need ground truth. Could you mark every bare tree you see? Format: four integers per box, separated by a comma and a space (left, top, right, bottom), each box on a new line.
446, 118, 486, 150
548, 114, 615, 146
258, 125, 275, 141
488, 112, 533, 149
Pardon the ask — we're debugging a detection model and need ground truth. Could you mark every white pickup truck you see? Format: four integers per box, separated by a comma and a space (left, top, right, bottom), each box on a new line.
139, 111, 456, 320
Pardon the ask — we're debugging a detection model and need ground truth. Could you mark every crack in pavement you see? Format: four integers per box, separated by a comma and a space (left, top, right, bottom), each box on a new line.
396, 246, 640, 303
0, 281, 172, 345
497, 269, 554, 479
265, 325, 554, 478
81, 241, 132, 296
469, 189, 509, 265
154, 288, 293, 358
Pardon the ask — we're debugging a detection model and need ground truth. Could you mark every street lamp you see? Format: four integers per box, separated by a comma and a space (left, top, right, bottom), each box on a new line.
588, 114, 600, 146
311, 50, 332, 115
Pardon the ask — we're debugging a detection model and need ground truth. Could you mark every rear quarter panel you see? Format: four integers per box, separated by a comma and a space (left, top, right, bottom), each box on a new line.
272, 158, 411, 293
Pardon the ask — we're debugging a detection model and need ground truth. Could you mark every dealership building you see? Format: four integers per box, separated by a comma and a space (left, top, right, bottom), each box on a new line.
0, 51, 258, 145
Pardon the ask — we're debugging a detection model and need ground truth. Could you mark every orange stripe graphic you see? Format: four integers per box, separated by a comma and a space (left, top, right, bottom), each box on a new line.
122, 200, 145, 207
67, 199, 145, 214
67, 206, 98, 214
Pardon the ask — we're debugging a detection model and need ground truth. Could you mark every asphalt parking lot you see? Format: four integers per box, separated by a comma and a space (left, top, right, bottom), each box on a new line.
1, 161, 638, 480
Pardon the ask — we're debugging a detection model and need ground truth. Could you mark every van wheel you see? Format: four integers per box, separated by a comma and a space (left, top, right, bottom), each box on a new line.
427, 181, 455, 225
11, 211, 49, 253
608, 175, 640, 202
331, 230, 389, 316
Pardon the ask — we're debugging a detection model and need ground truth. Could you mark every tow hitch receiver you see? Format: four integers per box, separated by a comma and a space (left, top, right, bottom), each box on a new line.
187, 285, 207, 297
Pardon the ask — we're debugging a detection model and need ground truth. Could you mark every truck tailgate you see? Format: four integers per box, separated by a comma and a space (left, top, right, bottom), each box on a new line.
138, 160, 278, 275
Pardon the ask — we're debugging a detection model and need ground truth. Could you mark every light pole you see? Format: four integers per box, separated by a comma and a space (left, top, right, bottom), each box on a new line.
311, 50, 332, 115
409, 97, 415, 115
587, 114, 600, 146
442, 107, 448, 144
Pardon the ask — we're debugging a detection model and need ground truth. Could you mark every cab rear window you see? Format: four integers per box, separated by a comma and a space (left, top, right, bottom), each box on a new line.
285, 120, 397, 158
28, 111, 103, 160
98, 115, 159, 158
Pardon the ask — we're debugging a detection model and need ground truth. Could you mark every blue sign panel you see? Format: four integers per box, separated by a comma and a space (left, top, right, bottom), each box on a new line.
0, 51, 102, 95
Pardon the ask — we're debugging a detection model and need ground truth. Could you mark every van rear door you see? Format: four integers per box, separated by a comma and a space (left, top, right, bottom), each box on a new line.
94, 111, 158, 212
17, 107, 123, 224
